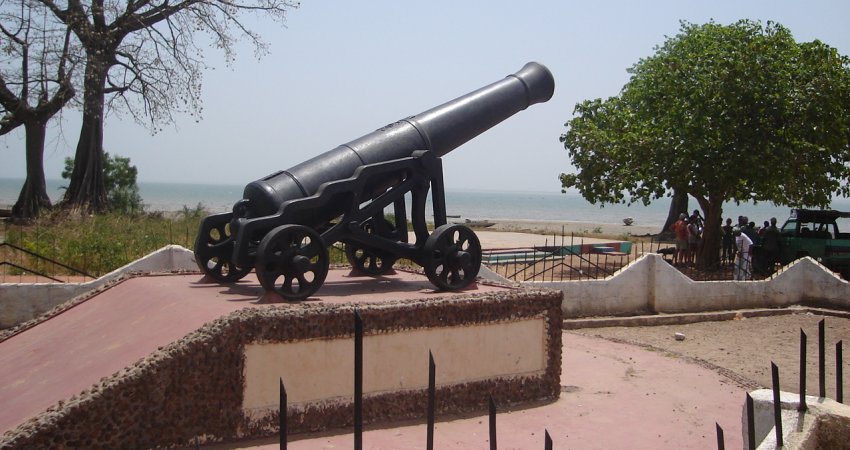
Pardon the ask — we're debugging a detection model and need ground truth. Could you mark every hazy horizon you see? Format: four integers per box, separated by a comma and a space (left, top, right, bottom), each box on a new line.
2, 0, 849, 193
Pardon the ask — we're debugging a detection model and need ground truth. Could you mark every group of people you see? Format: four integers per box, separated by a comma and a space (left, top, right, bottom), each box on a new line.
722, 215, 782, 280
669, 210, 704, 267
669, 211, 782, 280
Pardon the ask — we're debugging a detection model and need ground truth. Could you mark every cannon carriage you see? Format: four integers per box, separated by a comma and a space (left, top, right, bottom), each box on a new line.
194, 62, 555, 300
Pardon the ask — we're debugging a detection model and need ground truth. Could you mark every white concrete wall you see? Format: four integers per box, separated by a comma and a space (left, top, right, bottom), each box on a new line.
0, 245, 197, 329
5, 248, 849, 328
527, 254, 850, 318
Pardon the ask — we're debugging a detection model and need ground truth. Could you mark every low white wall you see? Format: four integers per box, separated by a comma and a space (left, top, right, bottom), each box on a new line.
527, 254, 850, 318
0, 245, 198, 329
6, 249, 849, 328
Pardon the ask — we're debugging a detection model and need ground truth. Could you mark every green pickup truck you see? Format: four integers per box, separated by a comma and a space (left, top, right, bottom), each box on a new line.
778, 209, 850, 279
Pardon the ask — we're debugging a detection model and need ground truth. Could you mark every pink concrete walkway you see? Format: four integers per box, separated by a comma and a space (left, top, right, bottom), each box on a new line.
1, 269, 750, 448
210, 333, 746, 450
0, 270, 506, 434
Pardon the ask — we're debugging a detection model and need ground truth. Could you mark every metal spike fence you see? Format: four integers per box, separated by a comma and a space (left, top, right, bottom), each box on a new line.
267, 312, 558, 450
727, 318, 846, 450
482, 231, 644, 282
482, 229, 779, 282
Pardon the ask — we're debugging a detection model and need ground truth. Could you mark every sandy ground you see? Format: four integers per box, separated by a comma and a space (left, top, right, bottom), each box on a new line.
486, 218, 659, 238
572, 312, 850, 397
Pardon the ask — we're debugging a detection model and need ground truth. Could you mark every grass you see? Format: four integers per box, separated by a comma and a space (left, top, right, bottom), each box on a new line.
0, 206, 397, 278
1, 207, 663, 280
1, 205, 208, 277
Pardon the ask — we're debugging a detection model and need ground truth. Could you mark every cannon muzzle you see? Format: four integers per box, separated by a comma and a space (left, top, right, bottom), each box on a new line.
244, 62, 555, 217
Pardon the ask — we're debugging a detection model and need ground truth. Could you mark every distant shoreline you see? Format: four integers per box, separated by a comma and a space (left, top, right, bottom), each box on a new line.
6, 177, 841, 233
486, 218, 659, 237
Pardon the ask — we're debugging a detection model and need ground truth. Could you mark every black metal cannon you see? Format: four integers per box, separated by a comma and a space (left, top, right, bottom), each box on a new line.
195, 62, 555, 300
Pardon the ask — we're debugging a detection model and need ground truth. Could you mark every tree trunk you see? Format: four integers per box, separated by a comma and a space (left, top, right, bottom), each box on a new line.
660, 189, 689, 234
696, 199, 723, 270
62, 60, 108, 213
12, 120, 52, 219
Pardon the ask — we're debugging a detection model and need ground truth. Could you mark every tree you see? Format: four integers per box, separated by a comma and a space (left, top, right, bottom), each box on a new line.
36, 0, 298, 213
0, 0, 78, 219
560, 20, 850, 269
661, 189, 688, 235
62, 152, 143, 213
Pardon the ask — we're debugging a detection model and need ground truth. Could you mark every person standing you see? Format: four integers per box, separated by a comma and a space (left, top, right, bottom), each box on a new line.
744, 221, 759, 242
669, 213, 689, 266
687, 212, 701, 266
761, 217, 782, 274
721, 218, 735, 265
734, 227, 753, 281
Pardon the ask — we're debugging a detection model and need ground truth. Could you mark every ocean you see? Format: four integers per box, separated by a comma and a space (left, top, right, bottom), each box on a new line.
2, 177, 849, 229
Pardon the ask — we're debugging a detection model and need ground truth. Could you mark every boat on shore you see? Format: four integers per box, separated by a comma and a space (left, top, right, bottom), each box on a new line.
449, 217, 496, 228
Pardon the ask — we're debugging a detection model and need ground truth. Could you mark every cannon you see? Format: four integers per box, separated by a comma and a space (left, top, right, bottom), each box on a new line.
195, 62, 555, 300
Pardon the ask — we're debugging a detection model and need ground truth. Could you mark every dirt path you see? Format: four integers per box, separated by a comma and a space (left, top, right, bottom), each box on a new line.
570, 312, 850, 398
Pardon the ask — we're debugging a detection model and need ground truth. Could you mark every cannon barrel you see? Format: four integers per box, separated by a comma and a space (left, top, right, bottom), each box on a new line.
243, 62, 555, 217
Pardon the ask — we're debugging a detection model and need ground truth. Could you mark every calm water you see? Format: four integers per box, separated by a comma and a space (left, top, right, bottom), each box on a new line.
3, 177, 849, 228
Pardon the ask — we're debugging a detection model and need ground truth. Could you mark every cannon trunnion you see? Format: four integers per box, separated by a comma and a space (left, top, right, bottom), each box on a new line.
195, 62, 555, 300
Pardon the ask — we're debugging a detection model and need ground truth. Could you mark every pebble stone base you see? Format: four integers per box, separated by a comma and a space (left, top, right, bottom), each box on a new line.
0, 288, 562, 449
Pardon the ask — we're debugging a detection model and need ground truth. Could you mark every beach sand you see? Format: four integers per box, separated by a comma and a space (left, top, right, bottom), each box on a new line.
483, 218, 660, 238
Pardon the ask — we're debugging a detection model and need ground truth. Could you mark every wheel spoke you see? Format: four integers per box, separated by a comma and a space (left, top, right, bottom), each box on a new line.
450, 267, 462, 284
210, 258, 223, 273
295, 272, 311, 290
438, 266, 450, 284
282, 273, 295, 293
306, 261, 323, 274
269, 249, 290, 265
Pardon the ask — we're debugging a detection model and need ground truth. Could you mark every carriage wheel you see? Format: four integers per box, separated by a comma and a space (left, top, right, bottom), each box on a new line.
256, 225, 329, 300
344, 217, 398, 275
194, 214, 251, 282
422, 224, 482, 291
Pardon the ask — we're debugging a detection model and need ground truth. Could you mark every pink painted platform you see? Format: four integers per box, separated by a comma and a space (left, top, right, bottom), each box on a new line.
211, 333, 746, 450
0, 270, 507, 435
1, 269, 750, 449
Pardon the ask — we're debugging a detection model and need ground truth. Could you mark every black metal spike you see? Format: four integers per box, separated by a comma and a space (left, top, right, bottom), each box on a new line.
837, 340, 844, 403
354, 310, 363, 450
489, 395, 497, 450
771, 362, 783, 447
715, 423, 724, 450
820, 319, 826, 398
746, 393, 756, 450
427, 351, 436, 450
280, 378, 287, 450
799, 329, 807, 412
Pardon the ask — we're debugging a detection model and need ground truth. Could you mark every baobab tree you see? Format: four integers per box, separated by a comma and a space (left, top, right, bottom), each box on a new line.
0, 0, 78, 219
35, 0, 299, 212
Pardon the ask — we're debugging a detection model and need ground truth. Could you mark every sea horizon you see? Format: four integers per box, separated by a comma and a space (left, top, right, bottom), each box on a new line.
3, 177, 849, 229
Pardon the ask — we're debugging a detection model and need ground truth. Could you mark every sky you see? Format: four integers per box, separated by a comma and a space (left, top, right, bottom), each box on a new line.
1, 0, 849, 194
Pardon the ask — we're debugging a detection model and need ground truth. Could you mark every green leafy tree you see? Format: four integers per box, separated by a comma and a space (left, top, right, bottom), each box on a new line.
560, 20, 850, 269
62, 152, 143, 214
